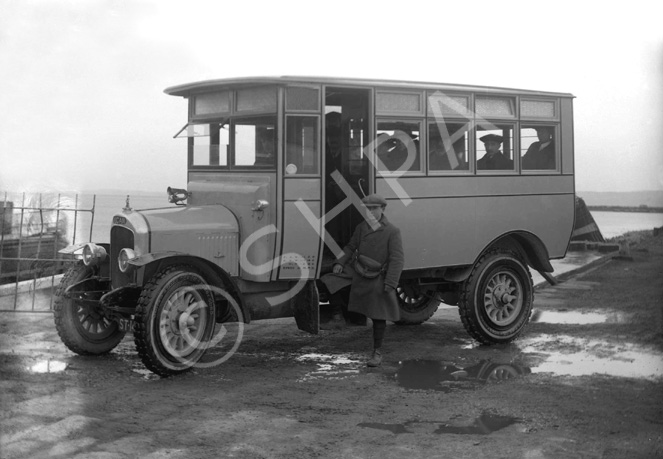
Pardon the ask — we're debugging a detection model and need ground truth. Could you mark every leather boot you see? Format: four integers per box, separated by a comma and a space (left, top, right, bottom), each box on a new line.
367, 349, 382, 367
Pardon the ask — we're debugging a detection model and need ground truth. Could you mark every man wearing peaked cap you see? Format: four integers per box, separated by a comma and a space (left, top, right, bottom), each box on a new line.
479, 134, 503, 143
477, 133, 513, 170
320, 192, 404, 368
361, 193, 387, 207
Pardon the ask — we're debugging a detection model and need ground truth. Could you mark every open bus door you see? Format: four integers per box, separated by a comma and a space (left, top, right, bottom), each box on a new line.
322, 87, 371, 267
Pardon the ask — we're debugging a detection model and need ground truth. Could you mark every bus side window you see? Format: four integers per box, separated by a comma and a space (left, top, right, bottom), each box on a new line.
428, 121, 469, 171
476, 125, 515, 171
521, 126, 556, 171
376, 121, 421, 173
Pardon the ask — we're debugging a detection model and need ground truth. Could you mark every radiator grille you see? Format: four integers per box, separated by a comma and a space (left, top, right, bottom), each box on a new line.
110, 226, 135, 288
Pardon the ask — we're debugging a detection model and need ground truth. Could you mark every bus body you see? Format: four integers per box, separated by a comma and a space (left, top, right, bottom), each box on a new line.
54, 77, 575, 376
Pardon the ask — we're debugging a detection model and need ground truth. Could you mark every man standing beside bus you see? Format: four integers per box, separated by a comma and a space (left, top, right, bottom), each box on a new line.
477, 134, 512, 170
320, 194, 404, 367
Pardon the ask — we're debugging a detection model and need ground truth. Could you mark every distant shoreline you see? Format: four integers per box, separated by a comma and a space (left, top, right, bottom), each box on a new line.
588, 205, 663, 214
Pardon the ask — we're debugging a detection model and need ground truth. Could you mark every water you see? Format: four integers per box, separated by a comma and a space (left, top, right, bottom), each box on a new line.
590, 210, 663, 239
84, 192, 171, 243
28, 359, 68, 373
519, 334, 663, 380
393, 359, 530, 392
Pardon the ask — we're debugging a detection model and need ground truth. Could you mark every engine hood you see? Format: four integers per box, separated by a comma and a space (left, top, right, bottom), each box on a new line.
113, 205, 240, 276
138, 205, 239, 234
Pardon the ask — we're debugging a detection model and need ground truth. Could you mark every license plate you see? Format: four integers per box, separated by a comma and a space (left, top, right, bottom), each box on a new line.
118, 318, 137, 333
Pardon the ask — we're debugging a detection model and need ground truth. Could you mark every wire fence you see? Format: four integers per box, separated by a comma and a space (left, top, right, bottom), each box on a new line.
0, 192, 96, 313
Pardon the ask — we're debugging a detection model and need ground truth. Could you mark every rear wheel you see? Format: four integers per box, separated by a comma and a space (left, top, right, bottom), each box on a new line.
53, 262, 125, 354
395, 281, 440, 325
134, 265, 216, 377
459, 248, 533, 344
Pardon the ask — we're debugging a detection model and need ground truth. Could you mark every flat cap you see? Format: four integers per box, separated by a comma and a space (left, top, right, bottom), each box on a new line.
479, 134, 503, 143
362, 193, 387, 207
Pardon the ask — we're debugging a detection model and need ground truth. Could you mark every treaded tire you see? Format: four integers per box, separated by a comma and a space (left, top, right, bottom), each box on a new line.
134, 265, 216, 377
459, 248, 533, 344
53, 262, 125, 354
395, 281, 440, 325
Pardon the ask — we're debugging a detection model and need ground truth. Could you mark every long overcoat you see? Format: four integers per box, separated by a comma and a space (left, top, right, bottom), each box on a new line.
321, 215, 404, 321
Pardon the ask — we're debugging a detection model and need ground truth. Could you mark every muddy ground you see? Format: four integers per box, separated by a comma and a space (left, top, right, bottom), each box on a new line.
1, 232, 662, 459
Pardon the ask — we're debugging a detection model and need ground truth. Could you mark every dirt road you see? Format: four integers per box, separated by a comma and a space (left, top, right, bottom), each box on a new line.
1, 232, 662, 458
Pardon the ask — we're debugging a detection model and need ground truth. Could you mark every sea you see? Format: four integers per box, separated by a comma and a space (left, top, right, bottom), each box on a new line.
590, 211, 663, 240
4, 191, 663, 245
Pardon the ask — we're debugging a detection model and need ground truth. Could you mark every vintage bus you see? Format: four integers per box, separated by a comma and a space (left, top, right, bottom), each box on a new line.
54, 76, 575, 376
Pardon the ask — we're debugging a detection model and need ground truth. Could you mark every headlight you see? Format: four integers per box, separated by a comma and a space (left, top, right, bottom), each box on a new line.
82, 243, 107, 267
118, 248, 137, 273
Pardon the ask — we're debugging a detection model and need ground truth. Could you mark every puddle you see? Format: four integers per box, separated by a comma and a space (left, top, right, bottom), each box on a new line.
530, 310, 622, 324
394, 359, 530, 392
28, 359, 68, 373
358, 412, 520, 435
295, 353, 362, 382
521, 334, 663, 380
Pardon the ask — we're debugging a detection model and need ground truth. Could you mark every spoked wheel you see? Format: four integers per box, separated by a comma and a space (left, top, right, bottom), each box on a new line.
135, 265, 216, 377
395, 281, 440, 325
54, 262, 125, 354
459, 248, 533, 344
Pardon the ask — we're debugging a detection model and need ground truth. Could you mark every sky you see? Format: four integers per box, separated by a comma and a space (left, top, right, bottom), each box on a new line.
1, 0, 662, 195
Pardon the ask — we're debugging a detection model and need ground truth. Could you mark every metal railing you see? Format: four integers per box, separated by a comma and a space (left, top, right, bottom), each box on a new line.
0, 193, 96, 312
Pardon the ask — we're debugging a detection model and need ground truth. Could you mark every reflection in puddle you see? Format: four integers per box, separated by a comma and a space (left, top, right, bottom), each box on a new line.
530, 310, 622, 324
296, 353, 362, 382
359, 412, 520, 435
521, 334, 663, 380
29, 360, 68, 373
394, 360, 530, 392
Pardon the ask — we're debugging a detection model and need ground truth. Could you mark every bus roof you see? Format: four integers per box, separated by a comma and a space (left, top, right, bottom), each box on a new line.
164, 76, 574, 99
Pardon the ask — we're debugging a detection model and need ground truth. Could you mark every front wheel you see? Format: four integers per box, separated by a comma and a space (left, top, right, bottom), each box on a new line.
134, 265, 216, 377
53, 262, 125, 354
458, 248, 533, 344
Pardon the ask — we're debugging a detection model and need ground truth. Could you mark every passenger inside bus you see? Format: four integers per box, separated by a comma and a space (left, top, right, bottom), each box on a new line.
325, 120, 344, 210
477, 134, 512, 170
428, 130, 468, 171
455, 149, 468, 170
254, 131, 275, 167
521, 126, 555, 170
427, 121, 470, 172
377, 131, 420, 172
